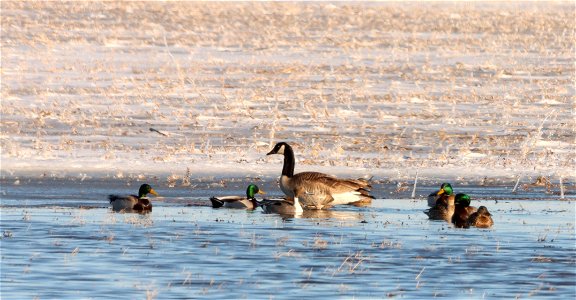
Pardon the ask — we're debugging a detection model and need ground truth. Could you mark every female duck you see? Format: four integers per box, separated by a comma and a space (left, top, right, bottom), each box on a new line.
210, 184, 265, 209
266, 142, 374, 210
109, 184, 158, 213
427, 183, 455, 207
466, 206, 494, 228
451, 193, 477, 228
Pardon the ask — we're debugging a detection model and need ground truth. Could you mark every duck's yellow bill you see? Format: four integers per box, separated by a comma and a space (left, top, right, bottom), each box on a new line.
437, 189, 445, 196
150, 189, 159, 196
258, 189, 266, 195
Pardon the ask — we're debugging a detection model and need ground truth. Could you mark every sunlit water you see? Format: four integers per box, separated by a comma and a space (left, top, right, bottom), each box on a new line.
1, 179, 575, 299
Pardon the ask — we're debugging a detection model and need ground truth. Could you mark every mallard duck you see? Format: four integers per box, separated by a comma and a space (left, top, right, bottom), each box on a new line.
466, 206, 494, 228
260, 197, 303, 215
210, 184, 265, 209
451, 193, 478, 228
109, 184, 158, 213
266, 142, 374, 209
427, 183, 455, 207
424, 189, 456, 221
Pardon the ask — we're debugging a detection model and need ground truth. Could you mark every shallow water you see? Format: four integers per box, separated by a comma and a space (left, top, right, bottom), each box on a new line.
1, 179, 575, 299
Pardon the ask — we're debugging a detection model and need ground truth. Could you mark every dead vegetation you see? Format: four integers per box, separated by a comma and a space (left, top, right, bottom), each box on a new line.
0, 2, 574, 182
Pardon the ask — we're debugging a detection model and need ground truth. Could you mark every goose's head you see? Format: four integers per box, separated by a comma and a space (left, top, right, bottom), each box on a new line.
437, 183, 453, 196
455, 193, 471, 207
246, 184, 265, 199
138, 184, 158, 198
477, 206, 491, 216
267, 142, 291, 156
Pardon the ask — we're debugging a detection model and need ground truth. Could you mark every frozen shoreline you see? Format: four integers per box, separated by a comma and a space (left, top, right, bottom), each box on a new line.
1, 157, 572, 188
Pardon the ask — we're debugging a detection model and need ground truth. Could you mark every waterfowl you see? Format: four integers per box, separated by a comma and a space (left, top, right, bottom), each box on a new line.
427, 183, 455, 207
466, 206, 494, 228
260, 197, 303, 215
266, 142, 374, 209
108, 184, 158, 213
210, 184, 265, 209
451, 193, 477, 228
424, 189, 456, 222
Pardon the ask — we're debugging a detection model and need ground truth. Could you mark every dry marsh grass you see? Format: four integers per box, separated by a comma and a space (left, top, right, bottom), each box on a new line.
1, 2, 574, 182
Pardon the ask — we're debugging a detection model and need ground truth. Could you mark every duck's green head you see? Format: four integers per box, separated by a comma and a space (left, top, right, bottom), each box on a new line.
455, 193, 471, 206
246, 184, 265, 199
138, 184, 158, 198
437, 183, 453, 196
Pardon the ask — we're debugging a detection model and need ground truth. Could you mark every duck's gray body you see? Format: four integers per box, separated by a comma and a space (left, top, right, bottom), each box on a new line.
261, 197, 303, 215
210, 196, 258, 209
109, 195, 151, 213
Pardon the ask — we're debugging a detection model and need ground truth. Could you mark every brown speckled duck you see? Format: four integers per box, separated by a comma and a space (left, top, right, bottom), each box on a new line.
466, 206, 494, 228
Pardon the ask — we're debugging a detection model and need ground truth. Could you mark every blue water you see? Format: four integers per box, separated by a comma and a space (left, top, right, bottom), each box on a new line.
1, 178, 575, 299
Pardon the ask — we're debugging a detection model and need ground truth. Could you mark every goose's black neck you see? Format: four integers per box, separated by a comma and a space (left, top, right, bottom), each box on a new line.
282, 145, 295, 178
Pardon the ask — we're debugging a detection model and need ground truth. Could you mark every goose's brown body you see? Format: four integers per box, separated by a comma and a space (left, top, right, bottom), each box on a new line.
268, 142, 374, 210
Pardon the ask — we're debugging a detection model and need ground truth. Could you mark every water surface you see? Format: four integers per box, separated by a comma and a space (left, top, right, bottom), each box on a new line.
1, 179, 574, 299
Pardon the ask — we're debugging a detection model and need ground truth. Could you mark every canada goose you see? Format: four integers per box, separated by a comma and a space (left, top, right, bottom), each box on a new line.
260, 197, 303, 215
451, 193, 477, 228
210, 184, 265, 209
466, 206, 494, 228
424, 189, 456, 222
427, 183, 455, 207
266, 142, 374, 209
109, 184, 158, 213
